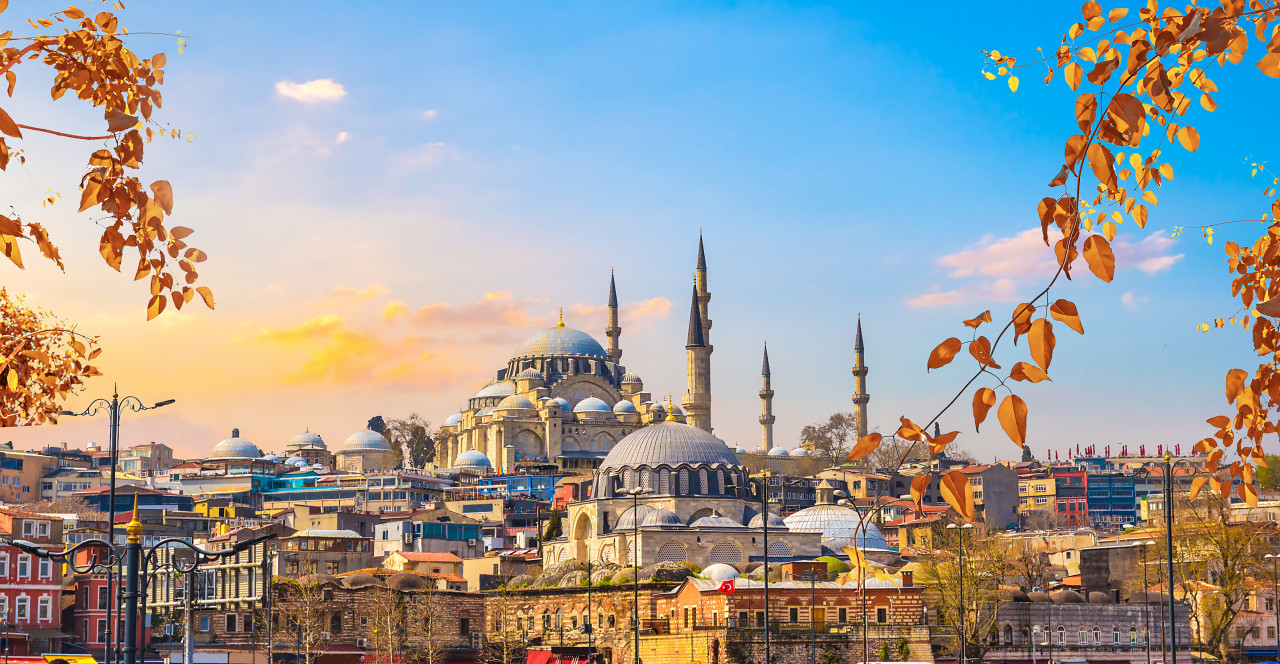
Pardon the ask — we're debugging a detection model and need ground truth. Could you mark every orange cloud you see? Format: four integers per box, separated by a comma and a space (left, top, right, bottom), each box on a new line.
333, 284, 387, 300
254, 314, 345, 343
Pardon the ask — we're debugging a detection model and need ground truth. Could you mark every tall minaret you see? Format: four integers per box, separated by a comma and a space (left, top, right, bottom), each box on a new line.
851, 315, 869, 443
606, 270, 622, 363
696, 232, 712, 351
759, 342, 775, 452
682, 282, 712, 431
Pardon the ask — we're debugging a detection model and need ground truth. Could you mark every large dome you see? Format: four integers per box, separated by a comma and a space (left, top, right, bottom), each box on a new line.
512, 327, 608, 360
599, 421, 741, 472
341, 429, 392, 452
783, 505, 890, 551
455, 450, 493, 469
474, 381, 516, 399
289, 431, 326, 449
209, 429, 263, 460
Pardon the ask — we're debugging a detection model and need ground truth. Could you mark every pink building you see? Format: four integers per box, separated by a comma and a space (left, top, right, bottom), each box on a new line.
0, 508, 66, 654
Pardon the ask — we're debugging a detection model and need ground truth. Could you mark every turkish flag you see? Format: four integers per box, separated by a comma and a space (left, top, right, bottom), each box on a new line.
717, 580, 735, 593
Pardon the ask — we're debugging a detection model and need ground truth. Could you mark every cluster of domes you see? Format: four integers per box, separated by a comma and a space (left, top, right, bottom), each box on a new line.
512, 326, 610, 360
598, 421, 741, 473
206, 426, 390, 469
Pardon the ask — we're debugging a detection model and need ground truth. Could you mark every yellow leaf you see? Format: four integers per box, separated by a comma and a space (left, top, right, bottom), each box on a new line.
940, 470, 975, 522
848, 433, 882, 461
1158, 163, 1173, 179
1178, 126, 1200, 152
1049, 299, 1084, 334
1200, 94, 1216, 112
1102, 220, 1117, 241
1030, 318, 1056, 372
1189, 476, 1208, 500
1142, 190, 1158, 205
1008, 76, 1019, 93
928, 338, 963, 370
1083, 234, 1116, 282
983, 71, 996, 80
998, 394, 1028, 448
910, 474, 931, 509
1108, 7, 1129, 21
1010, 362, 1051, 383
1065, 62, 1083, 90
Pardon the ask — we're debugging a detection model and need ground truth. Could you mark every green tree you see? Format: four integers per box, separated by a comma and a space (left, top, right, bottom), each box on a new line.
1257, 455, 1280, 491
544, 509, 563, 540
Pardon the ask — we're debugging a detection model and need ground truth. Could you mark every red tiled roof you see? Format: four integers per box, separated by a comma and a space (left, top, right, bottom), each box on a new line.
432, 573, 466, 583
395, 552, 463, 563
72, 485, 173, 496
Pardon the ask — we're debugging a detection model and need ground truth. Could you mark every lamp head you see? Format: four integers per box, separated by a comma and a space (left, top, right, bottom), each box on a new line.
946, 524, 958, 530
961, 523, 974, 529
153, 399, 176, 408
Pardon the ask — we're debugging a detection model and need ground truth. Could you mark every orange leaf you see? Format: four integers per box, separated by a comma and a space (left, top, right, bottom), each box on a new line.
1242, 482, 1259, 508
928, 338, 963, 370
1189, 476, 1208, 500
1081, 1, 1101, 20
146, 294, 166, 321
1260, 52, 1280, 78
963, 310, 992, 329
973, 387, 997, 432
969, 336, 1001, 370
1082, 235, 1116, 282
1049, 299, 1084, 334
0, 105, 21, 138
931, 431, 960, 456
1030, 319, 1055, 372
150, 180, 174, 215
1012, 302, 1034, 344
1177, 126, 1200, 152
998, 394, 1028, 448
896, 416, 927, 442
940, 470, 975, 522
196, 286, 215, 310
910, 474, 931, 510
1010, 362, 1051, 383
1206, 415, 1230, 429
1225, 368, 1247, 404
1064, 62, 1083, 91
1086, 142, 1117, 190
848, 433, 883, 461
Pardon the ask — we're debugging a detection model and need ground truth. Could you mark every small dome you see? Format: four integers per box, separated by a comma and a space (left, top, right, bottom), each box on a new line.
748, 512, 788, 529
512, 327, 609, 360
1051, 590, 1085, 604
455, 450, 493, 469
998, 589, 1031, 602
387, 572, 429, 591
574, 397, 612, 414
262, 453, 280, 462
340, 429, 392, 452
784, 505, 890, 551
613, 400, 638, 414
691, 515, 744, 528
515, 367, 545, 381
791, 448, 810, 458
641, 508, 685, 528
1027, 591, 1052, 603
342, 572, 380, 589
473, 381, 516, 399
496, 395, 536, 411
1128, 591, 1168, 604
616, 505, 654, 531
622, 372, 643, 385
289, 431, 326, 449
734, 447, 748, 454
1088, 591, 1115, 604
767, 447, 790, 457
702, 563, 740, 582
648, 402, 665, 413
443, 413, 462, 427
209, 429, 263, 460
545, 397, 571, 411
286, 456, 307, 468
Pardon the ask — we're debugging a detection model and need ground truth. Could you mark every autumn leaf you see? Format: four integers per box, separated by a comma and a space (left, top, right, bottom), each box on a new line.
1012, 302, 1034, 343
931, 430, 959, 456
940, 470, 975, 522
1225, 368, 1247, 404
896, 416, 927, 442
1177, 126, 1200, 152
1010, 362, 1051, 383
0, 106, 21, 138
1082, 235, 1116, 282
973, 387, 997, 431
1030, 318, 1055, 372
848, 433, 883, 461
1189, 476, 1208, 500
910, 474, 931, 509
1260, 52, 1280, 78
969, 336, 1001, 370
928, 338, 962, 370
1064, 62, 1083, 90
1049, 299, 1084, 334
998, 394, 1028, 447
963, 310, 992, 329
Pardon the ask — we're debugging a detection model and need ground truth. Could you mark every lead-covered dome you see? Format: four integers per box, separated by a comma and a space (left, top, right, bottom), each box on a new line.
599, 421, 741, 472
443, 412, 462, 427
209, 428, 263, 459
574, 397, 612, 417
703, 563, 740, 582
289, 431, 326, 449
641, 508, 685, 528
341, 429, 392, 452
748, 512, 788, 529
783, 505, 890, 551
454, 450, 493, 469
474, 381, 516, 399
613, 400, 638, 414
496, 395, 536, 411
768, 447, 790, 457
545, 397, 571, 411
512, 327, 608, 360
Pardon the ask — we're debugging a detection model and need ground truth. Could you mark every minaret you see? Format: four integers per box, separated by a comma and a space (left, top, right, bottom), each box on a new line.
682, 282, 712, 432
851, 315, 869, 443
606, 270, 622, 363
759, 342, 775, 452
696, 232, 712, 350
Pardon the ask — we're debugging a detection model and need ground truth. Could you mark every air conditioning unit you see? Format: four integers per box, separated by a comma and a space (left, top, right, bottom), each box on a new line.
356, 637, 367, 648
403, 532, 414, 544
467, 539, 477, 546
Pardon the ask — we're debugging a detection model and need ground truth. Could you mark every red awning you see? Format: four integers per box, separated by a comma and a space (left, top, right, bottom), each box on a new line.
526, 652, 556, 664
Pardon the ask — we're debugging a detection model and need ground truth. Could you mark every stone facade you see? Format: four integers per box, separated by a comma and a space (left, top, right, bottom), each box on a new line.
982, 592, 1191, 664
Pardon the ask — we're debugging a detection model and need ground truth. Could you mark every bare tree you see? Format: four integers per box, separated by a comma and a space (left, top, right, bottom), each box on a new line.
917, 527, 1006, 662
799, 412, 858, 461
409, 587, 450, 664
386, 413, 437, 469
273, 579, 331, 664
483, 585, 530, 664
366, 586, 408, 664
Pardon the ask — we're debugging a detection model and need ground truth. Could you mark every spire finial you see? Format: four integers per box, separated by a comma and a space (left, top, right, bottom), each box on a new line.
126, 492, 142, 543
557, 308, 565, 328
762, 341, 771, 376
665, 395, 677, 421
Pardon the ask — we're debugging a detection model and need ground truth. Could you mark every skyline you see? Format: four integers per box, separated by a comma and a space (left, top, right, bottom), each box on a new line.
3, 1, 1279, 460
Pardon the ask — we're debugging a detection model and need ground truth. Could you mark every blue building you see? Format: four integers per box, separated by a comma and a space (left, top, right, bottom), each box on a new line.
71, 484, 195, 513
1085, 472, 1138, 527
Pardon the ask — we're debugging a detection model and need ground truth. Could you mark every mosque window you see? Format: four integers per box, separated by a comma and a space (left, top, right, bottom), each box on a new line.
708, 542, 743, 565
699, 469, 709, 494
678, 470, 690, 495
767, 541, 792, 558
624, 470, 634, 490
627, 541, 636, 566
656, 542, 687, 563
659, 469, 671, 494
600, 544, 615, 563
717, 470, 726, 494
641, 470, 652, 491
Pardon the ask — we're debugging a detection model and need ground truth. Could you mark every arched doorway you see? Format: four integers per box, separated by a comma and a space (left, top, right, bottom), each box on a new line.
573, 513, 593, 561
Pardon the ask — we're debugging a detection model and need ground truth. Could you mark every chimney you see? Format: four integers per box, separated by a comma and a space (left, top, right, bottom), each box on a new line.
902, 570, 913, 586
61, 442, 68, 450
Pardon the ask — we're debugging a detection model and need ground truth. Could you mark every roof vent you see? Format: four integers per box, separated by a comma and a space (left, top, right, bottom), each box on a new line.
231, 428, 240, 438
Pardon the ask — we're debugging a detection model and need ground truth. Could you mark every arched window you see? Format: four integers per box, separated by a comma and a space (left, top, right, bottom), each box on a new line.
1093, 626, 1101, 644
717, 470, 726, 494
1056, 626, 1065, 644
640, 469, 652, 490
1003, 625, 1013, 645
624, 469, 634, 490
555, 609, 562, 628
708, 541, 743, 565
1079, 626, 1087, 643
1130, 626, 1138, 644
767, 541, 792, 558
1113, 626, 1121, 644
600, 544, 616, 564
659, 469, 671, 494
656, 542, 687, 562
678, 470, 690, 494
699, 469, 709, 494
543, 611, 552, 631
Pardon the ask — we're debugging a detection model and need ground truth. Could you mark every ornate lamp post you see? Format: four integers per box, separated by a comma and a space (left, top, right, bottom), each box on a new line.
1266, 553, 1280, 664
625, 486, 650, 664
946, 522, 975, 664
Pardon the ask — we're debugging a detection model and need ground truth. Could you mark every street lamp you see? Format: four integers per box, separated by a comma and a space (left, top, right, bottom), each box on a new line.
625, 486, 650, 664
947, 523, 975, 664
1140, 539, 1156, 664
61, 387, 174, 664
1266, 553, 1280, 664
802, 568, 821, 664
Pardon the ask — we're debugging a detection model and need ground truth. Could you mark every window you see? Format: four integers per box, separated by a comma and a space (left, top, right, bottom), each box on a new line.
37, 596, 50, 621
0, 553, 7, 576
1131, 626, 1138, 644
330, 613, 342, 634
756, 611, 765, 627
21, 521, 32, 536
1056, 626, 1065, 644
789, 608, 798, 623
1269, 598, 1276, 612
38, 559, 50, 578
838, 608, 847, 623
97, 619, 107, 643
200, 616, 211, 632
17, 555, 29, 578
1035, 497, 1049, 505
16, 597, 28, 621
1113, 626, 1121, 644
37, 521, 48, 537
877, 608, 887, 623
225, 614, 237, 633
1270, 627, 1276, 639
461, 617, 470, 635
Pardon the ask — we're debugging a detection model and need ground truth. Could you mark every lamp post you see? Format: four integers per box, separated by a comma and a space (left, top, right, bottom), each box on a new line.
1160, 452, 1195, 664
803, 568, 820, 664
1142, 539, 1156, 664
586, 556, 594, 654
1267, 553, 1280, 664
625, 486, 650, 664
61, 387, 174, 664
947, 523, 975, 664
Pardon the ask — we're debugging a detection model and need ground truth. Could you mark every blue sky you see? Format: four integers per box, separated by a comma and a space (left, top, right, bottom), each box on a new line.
4, 1, 1279, 461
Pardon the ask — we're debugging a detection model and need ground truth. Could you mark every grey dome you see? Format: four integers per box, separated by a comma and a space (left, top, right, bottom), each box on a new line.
262, 453, 280, 462
1088, 591, 1114, 604
791, 448, 810, 457
613, 400, 638, 414
691, 515, 744, 528
574, 397, 612, 416
748, 512, 788, 529
767, 447, 790, 457
340, 429, 391, 452
545, 397, 571, 411
515, 367, 544, 381
342, 572, 380, 589
387, 572, 429, 591
455, 450, 493, 469
513, 327, 608, 360
286, 455, 307, 468
640, 508, 685, 528
999, 589, 1031, 602
1051, 590, 1085, 604
474, 381, 516, 399
496, 395, 536, 411
615, 505, 654, 531
209, 429, 263, 460
783, 505, 890, 551
290, 431, 326, 449
734, 447, 748, 454
443, 413, 462, 427
1027, 591, 1052, 603
621, 372, 643, 385
599, 421, 741, 473
702, 563, 740, 582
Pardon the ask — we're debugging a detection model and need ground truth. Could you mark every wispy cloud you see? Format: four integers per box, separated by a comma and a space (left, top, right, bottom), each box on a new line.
275, 79, 347, 103
907, 228, 1183, 307
335, 131, 351, 144
422, 109, 439, 120
333, 284, 387, 300
396, 142, 457, 168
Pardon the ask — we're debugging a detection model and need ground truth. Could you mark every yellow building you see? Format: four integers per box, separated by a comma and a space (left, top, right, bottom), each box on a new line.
1017, 475, 1057, 520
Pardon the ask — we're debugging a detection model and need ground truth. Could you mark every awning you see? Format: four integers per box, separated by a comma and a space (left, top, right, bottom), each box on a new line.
23, 629, 76, 639
526, 651, 556, 664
